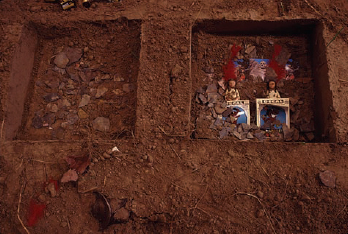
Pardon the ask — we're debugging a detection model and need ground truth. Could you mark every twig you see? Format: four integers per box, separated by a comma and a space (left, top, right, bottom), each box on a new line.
339, 79, 348, 83
233, 192, 276, 234
169, 145, 181, 159
158, 126, 186, 137
0, 119, 4, 139
15, 159, 24, 171
31, 159, 56, 164
18, 185, 30, 234
326, 26, 345, 47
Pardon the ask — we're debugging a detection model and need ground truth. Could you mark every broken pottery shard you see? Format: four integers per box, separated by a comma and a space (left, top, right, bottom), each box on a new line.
319, 170, 336, 188
63, 47, 83, 65
32, 115, 43, 129
79, 94, 91, 107
93, 117, 110, 132
92, 192, 112, 230
95, 87, 108, 98
61, 169, 78, 183
54, 52, 69, 68
43, 93, 60, 102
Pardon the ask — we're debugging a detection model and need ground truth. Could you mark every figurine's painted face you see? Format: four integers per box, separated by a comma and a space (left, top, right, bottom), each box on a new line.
228, 80, 236, 88
269, 81, 276, 90
260, 61, 267, 69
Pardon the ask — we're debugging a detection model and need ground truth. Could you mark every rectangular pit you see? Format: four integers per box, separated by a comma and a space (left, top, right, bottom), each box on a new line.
190, 19, 335, 142
5, 19, 141, 141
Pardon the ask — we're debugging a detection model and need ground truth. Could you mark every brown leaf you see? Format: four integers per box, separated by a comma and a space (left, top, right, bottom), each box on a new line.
65, 154, 90, 174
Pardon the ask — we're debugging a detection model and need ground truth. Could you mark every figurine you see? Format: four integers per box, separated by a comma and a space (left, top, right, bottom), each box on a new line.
266, 80, 280, 98
224, 80, 240, 101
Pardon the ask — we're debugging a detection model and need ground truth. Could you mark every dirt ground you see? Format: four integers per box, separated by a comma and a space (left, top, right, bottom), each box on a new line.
1, 0, 348, 233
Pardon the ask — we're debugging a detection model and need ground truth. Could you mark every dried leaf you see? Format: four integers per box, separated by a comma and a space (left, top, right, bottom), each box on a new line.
61, 169, 79, 183
28, 199, 46, 227
65, 154, 90, 174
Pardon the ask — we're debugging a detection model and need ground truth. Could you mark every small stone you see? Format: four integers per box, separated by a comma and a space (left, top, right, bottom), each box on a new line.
38, 194, 46, 202
103, 152, 111, 159
47, 183, 56, 197
95, 86, 108, 98
247, 132, 254, 139
228, 150, 234, 157
169, 138, 175, 144
78, 109, 89, 119
64, 47, 83, 64
32, 115, 43, 129
47, 103, 59, 113
256, 209, 264, 218
61, 222, 68, 228
78, 94, 91, 107
44, 93, 60, 102
170, 64, 182, 78
88, 55, 94, 60
113, 89, 123, 96
57, 98, 71, 109
66, 113, 79, 125
254, 132, 266, 141
233, 131, 242, 140
113, 208, 130, 221
93, 117, 110, 132
305, 132, 315, 141
241, 123, 251, 132
122, 83, 134, 93
245, 46, 256, 54
319, 170, 336, 188
54, 52, 69, 68
237, 125, 243, 133
257, 191, 264, 198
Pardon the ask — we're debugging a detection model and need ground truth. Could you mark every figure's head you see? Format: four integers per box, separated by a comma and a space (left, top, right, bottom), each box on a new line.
228, 80, 236, 88
260, 61, 267, 69
267, 81, 276, 90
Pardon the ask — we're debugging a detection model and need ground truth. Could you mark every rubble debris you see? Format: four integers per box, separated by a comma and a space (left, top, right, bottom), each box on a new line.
93, 117, 110, 132
54, 52, 69, 68
319, 170, 336, 188
61, 169, 79, 183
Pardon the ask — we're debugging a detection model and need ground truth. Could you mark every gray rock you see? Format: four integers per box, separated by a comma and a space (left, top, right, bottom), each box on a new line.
254, 132, 266, 141
32, 115, 43, 129
66, 113, 79, 125
241, 123, 251, 132
219, 127, 231, 139
96, 87, 108, 98
250, 123, 259, 130
206, 84, 217, 93
64, 47, 83, 64
247, 132, 254, 139
54, 52, 69, 68
122, 84, 134, 93
44, 77, 60, 89
79, 94, 91, 107
319, 170, 336, 188
44, 93, 60, 102
93, 117, 110, 132
198, 94, 207, 104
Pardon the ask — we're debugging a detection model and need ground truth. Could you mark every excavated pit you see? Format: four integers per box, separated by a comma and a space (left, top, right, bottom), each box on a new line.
5, 19, 141, 141
190, 19, 335, 142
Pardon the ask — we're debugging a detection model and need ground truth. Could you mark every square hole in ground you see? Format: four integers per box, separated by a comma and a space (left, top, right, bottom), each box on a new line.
191, 19, 335, 142
7, 19, 141, 141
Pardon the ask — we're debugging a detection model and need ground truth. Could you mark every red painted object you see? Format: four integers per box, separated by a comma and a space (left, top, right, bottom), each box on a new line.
269, 44, 286, 81
28, 199, 46, 227
223, 44, 241, 81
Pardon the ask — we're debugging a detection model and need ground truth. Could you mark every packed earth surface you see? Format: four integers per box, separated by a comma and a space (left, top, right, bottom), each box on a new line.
1, 0, 348, 233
